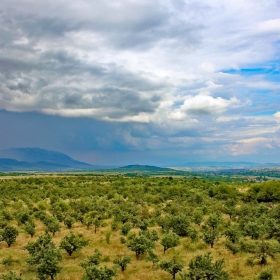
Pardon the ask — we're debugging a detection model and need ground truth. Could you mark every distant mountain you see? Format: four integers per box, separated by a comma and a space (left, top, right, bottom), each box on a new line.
0, 148, 104, 171
118, 165, 174, 171
170, 161, 280, 171
0, 158, 72, 171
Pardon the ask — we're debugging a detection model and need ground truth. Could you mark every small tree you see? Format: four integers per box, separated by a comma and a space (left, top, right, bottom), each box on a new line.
159, 257, 184, 280
187, 252, 229, 280
93, 218, 101, 234
60, 231, 90, 256
223, 224, 241, 244
16, 211, 30, 225
127, 234, 155, 259
225, 241, 240, 255
25, 233, 62, 280
81, 249, 115, 280
193, 210, 204, 226
44, 217, 61, 236
1, 226, 19, 247
145, 250, 159, 267
161, 232, 180, 254
82, 265, 116, 280
36, 249, 62, 280
81, 249, 102, 268
64, 216, 75, 229
113, 254, 131, 272
258, 268, 273, 280
243, 221, 265, 240
202, 226, 219, 248
121, 223, 132, 236
24, 220, 36, 238
241, 239, 280, 265
1, 271, 22, 280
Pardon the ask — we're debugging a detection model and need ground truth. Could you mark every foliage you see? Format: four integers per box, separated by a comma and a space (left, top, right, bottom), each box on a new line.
258, 268, 273, 280
1, 256, 19, 267
82, 265, 116, 280
187, 252, 229, 280
161, 231, 180, 254
127, 233, 155, 259
81, 249, 116, 280
25, 233, 62, 280
0, 174, 280, 279
159, 257, 184, 280
145, 250, 159, 266
24, 220, 36, 238
202, 226, 219, 248
60, 231, 89, 256
0, 226, 19, 247
223, 224, 241, 243
81, 249, 102, 268
241, 240, 280, 264
43, 217, 61, 236
113, 254, 131, 272
1, 271, 22, 280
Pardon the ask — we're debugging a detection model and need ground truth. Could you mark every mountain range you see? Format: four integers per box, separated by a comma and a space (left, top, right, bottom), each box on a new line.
0, 148, 98, 171
0, 148, 279, 172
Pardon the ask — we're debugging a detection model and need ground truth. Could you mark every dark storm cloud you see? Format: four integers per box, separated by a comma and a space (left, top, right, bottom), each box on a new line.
0, 47, 165, 118
0, 2, 175, 119
0, 0, 280, 165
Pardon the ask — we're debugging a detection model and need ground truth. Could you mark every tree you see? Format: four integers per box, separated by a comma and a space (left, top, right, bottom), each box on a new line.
82, 265, 116, 280
44, 217, 61, 236
81, 249, 116, 280
93, 217, 101, 234
187, 253, 229, 280
121, 223, 132, 236
80, 249, 102, 268
127, 233, 155, 259
36, 249, 62, 280
243, 221, 265, 240
145, 250, 159, 267
193, 210, 204, 226
161, 232, 180, 254
223, 224, 241, 244
24, 220, 36, 238
1, 271, 22, 280
160, 214, 191, 237
64, 216, 75, 229
206, 213, 221, 230
258, 268, 273, 280
241, 239, 280, 265
0, 226, 19, 247
113, 254, 131, 272
60, 231, 90, 256
159, 257, 184, 280
16, 211, 31, 225
202, 226, 219, 248
25, 233, 62, 280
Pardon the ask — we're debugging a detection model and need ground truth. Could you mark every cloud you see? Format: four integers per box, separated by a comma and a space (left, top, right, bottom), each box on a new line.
0, 0, 280, 164
181, 95, 240, 115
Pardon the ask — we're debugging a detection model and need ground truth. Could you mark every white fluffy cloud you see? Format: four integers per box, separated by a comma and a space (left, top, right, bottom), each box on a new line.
181, 95, 240, 115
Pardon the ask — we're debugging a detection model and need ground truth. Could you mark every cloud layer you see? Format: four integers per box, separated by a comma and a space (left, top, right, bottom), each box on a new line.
0, 0, 280, 164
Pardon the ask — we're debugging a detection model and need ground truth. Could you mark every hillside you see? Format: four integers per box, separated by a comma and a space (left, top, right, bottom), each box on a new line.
0, 148, 99, 171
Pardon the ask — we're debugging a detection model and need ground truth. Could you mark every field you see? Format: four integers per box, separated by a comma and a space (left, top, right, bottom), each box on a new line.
0, 173, 280, 279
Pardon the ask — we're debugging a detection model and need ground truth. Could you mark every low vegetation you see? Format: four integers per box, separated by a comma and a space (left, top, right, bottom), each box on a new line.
0, 174, 280, 279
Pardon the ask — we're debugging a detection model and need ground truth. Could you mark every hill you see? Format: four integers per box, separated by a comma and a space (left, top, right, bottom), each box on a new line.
0, 148, 101, 171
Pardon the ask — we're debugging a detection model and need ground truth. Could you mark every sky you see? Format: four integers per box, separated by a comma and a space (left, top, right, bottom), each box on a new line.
0, 0, 280, 166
